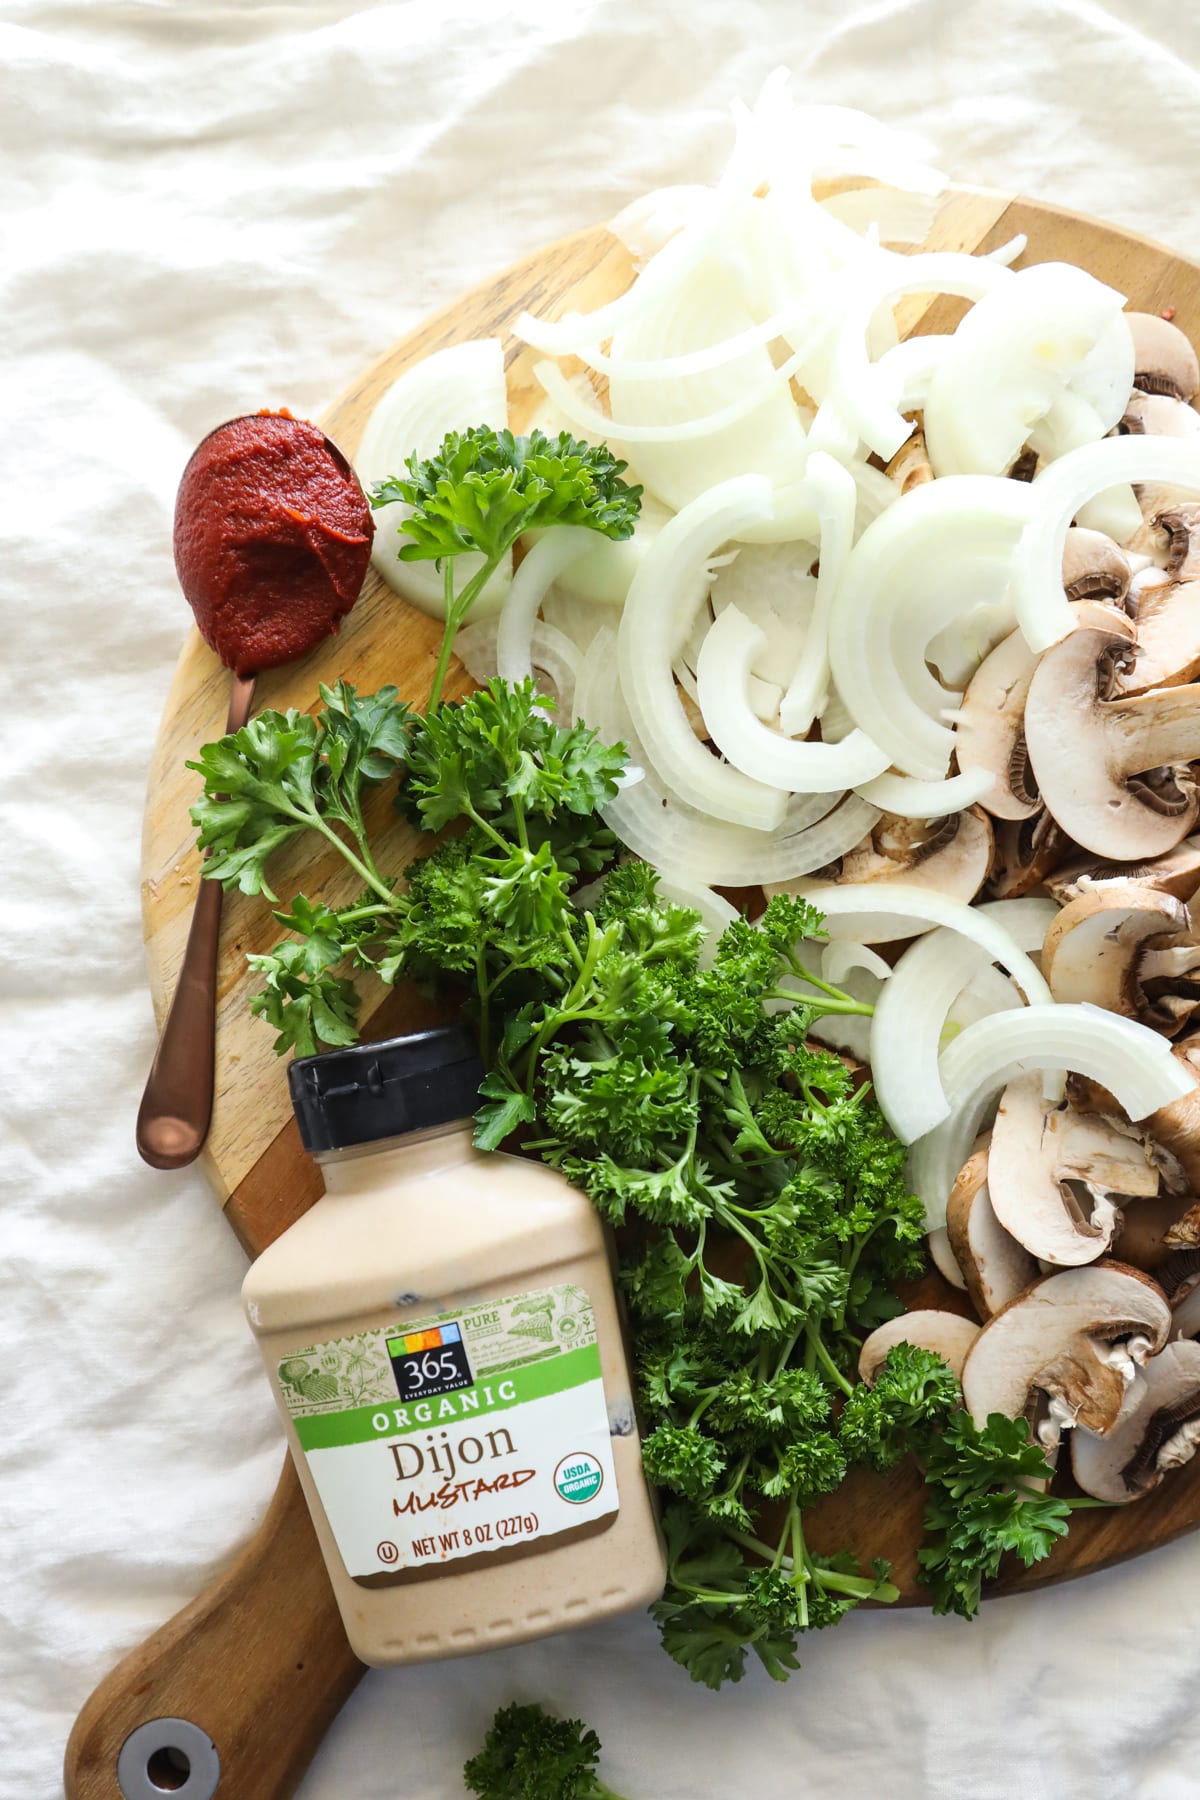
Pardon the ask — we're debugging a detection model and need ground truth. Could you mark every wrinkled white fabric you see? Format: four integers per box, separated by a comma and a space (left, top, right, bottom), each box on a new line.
5, 3, 1200, 1796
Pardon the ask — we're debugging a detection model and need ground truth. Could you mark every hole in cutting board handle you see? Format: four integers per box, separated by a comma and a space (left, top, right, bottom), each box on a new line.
146, 1746, 191, 1791
116, 1718, 220, 1800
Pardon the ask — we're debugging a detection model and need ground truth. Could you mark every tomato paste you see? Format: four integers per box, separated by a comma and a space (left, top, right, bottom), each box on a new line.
174, 411, 374, 676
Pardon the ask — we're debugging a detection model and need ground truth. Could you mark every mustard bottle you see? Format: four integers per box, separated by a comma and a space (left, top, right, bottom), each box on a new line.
242, 1024, 665, 1665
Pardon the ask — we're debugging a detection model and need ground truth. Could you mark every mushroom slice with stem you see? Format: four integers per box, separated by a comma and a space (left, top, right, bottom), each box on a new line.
791, 807, 993, 904
987, 1074, 1161, 1268
1128, 312, 1200, 402
1023, 601, 1200, 860
858, 1309, 979, 1384
1042, 883, 1200, 1036
1071, 1339, 1200, 1501
1047, 836, 1200, 906
961, 1261, 1171, 1445
946, 1147, 1038, 1319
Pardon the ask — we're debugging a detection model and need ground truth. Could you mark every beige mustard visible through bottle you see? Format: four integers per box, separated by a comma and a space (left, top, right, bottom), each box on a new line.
242, 1024, 666, 1666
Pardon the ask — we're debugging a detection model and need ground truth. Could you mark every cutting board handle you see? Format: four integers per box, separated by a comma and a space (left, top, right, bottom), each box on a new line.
64, 1457, 364, 1800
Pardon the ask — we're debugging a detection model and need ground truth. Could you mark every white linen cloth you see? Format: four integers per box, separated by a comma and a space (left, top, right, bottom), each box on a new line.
5, 4, 1200, 1795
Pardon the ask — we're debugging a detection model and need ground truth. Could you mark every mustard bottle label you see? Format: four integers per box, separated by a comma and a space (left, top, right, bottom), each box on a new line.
278, 1283, 619, 1580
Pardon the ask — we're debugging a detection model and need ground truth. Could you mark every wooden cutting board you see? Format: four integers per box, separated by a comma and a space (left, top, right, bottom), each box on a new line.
66, 186, 1200, 1800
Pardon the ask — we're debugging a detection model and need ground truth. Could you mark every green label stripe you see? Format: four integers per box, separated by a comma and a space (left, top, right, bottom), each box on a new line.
294, 1343, 603, 1450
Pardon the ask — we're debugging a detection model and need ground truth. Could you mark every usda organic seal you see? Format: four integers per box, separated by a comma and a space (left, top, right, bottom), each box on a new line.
554, 1451, 604, 1504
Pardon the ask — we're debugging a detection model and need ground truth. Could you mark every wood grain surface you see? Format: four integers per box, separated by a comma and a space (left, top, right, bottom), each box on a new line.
65, 185, 1200, 1800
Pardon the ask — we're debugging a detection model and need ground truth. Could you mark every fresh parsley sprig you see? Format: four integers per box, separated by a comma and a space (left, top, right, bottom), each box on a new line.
464, 1702, 629, 1800
370, 425, 642, 707
839, 1344, 1110, 1619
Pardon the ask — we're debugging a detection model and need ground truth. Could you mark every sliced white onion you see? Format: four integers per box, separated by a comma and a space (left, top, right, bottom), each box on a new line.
534, 353, 811, 449
456, 618, 580, 717
528, 491, 676, 607
618, 476, 788, 829
1014, 437, 1200, 652
947, 963, 1025, 1032
908, 1004, 1198, 1230
828, 475, 1035, 777
496, 527, 609, 685
540, 589, 620, 654
576, 625, 867, 882
514, 212, 721, 358
697, 604, 890, 793
607, 780, 879, 889
820, 186, 943, 246
870, 927, 1020, 1144
573, 292, 827, 383
831, 250, 1014, 460
971, 896, 1060, 953
854, 768, 995, 817
873, 333, 952, 414
923, 262, 1127, 478
778, 452, 859, 736
356, 338, 512, 618
609, 184, 715, 262
708, 541, 817, 689
821, 940, 894, 987
605, 232, 812, 515
787, 885, 1053, 996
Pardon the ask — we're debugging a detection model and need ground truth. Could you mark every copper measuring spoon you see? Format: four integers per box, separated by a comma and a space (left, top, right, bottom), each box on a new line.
136, 669, 258, 1170
136, 422, 363, 1170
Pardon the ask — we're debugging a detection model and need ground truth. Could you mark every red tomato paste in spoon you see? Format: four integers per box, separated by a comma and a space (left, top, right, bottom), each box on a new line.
174, 410, 374, 676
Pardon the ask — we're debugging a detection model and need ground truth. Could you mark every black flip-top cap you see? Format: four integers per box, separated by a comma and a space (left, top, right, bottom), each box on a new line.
288, 1024, 485, 1154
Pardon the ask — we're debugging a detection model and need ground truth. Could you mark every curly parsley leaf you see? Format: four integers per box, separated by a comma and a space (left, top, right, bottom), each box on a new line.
463, 1701, 629, 1800
370, 427, 642, 706
372, 425, 642, 564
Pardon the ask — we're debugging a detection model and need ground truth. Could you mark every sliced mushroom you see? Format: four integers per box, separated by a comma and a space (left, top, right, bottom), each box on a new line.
927, 1224, 968, 1292
1120, 391, 1200, 441
1072, 1339, 1200, 1501
858, 1309, 979, 1384
1024, 602, 1200, 860
987, 1075, 1160, 1268
1047, 836, 1200, 905
954, 629, 1039, 821
1123, 575, 1200, 695
1128, 312, 1200, 402
961, 1261, 1171, 1444
885, 424, 933, 494
1061, 527, 1134, 605
946, 1147, 1038, 1320
1119, 388, 1200, 561
1041, 883, 1200, 1035
1170, 1265, 1200, 1339
987, 809, 1072, 899
1115, 1192, 1200, 1271
801, 808, 993, 903
1147, 1032, 1200, 1188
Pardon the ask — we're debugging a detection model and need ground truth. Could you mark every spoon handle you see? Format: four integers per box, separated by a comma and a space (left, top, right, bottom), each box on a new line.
136, 671, 256, 1170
